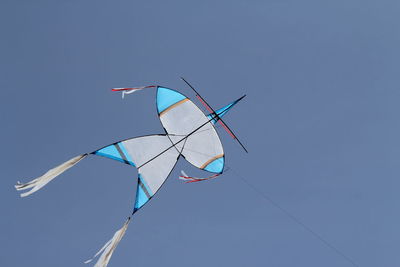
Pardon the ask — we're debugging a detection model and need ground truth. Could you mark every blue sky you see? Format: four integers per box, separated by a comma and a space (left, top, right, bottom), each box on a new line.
2, 0, 400, 266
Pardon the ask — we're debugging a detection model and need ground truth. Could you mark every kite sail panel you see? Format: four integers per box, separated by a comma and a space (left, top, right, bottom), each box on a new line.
157, 87, 225, 174
94, 134, 180, 211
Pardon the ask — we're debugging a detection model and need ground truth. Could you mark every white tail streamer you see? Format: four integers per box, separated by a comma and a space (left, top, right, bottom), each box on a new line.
15, 154, 87, 197
121, 89, 141, 99
85, 218, 131, 267
111, 85, 156, 99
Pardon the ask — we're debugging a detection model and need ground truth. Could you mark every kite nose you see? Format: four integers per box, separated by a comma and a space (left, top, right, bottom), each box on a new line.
207, 95, 246, 123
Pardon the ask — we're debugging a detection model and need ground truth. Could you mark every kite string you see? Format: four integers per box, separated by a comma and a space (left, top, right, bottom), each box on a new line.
227, 167, 360, 267
176, 145, 358, 267
170, 145, 358, 266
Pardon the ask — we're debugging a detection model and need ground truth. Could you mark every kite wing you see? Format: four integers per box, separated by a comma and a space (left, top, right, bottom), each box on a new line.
16, 134, 181, 267
156, 87, 225, 174
93, 134, 180, 211
16, 134, 180, 211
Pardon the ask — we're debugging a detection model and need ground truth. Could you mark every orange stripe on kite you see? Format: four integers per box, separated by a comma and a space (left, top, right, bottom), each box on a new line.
200, 154, 224, 169
159, 98, 189, 117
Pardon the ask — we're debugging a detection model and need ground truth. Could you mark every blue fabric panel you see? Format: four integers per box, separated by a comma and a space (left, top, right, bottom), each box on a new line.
95, 145, 125, 164
157, 87, 186, 113
204, 157, 224, 173
140, 177, 153, 196
134, 175, 153, 211
94, 144, 135, 166
117, 142, 135, 166
207, 101, 236, 124
134, 185, 149, 210
215, 102, 234, 117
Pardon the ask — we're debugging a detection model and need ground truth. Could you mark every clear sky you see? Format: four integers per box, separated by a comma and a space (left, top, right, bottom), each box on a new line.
2, 0, 400, 266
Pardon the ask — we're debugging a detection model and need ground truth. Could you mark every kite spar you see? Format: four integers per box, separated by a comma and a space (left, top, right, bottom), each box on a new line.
15, 85, 246, 267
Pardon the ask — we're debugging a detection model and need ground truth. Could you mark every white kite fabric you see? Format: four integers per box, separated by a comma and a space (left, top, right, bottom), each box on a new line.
157, 87, 225, 174
15, 85, 245, 267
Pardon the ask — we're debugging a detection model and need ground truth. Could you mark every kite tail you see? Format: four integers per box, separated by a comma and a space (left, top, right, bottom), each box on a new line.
111, 85, 157, 98
179, 170, 221, 183
15, 154, 88, 197
85, 217, 131, 267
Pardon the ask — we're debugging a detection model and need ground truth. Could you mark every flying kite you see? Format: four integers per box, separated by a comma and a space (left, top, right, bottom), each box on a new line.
15, 79, 247, 267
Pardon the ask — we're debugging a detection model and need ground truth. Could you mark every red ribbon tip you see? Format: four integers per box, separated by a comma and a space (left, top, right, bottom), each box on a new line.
111, 88, 134, 92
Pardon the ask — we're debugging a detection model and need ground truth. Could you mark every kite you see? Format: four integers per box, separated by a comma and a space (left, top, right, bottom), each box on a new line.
15, 79, 246, 267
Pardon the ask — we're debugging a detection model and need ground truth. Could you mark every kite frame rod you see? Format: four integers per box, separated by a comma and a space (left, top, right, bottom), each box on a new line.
180, 77, 248, 153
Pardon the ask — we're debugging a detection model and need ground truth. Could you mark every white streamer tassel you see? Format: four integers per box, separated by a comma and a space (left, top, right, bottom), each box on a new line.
111, 85, 156, 99
85, 217, 131, 267
15, 154, 87, 197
